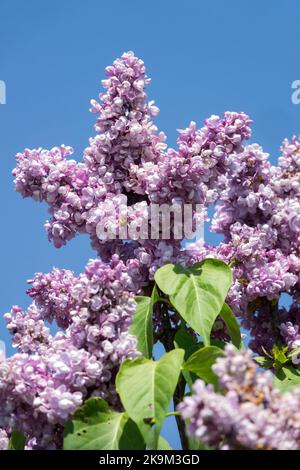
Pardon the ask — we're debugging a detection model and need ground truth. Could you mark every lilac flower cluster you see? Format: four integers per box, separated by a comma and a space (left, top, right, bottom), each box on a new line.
12, 53, 300, 325
130, 114, 251, 206
14, 52, 300, 315
0, 256, 139, 449
3, 51, 300, 449
186, 137, 300, 352
179, 345, 300, 450
13, 53, 166, 256
13, 51, 251, 272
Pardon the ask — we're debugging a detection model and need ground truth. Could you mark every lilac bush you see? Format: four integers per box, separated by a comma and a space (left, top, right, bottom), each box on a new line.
1, 51, 300, 450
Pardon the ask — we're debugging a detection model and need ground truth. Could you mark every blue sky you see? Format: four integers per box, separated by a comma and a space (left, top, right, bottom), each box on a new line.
1, 0, 300, 448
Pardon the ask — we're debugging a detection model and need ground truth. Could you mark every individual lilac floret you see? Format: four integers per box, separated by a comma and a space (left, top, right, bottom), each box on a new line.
178, 345, 300, 450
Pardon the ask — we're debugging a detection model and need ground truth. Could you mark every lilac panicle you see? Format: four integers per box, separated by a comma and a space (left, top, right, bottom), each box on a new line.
4, 51, 300, 449
178, 345, 300, 450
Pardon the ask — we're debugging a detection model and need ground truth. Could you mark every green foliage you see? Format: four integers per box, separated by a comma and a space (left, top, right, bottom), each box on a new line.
274, 365, 300, 392
157, 436, 173, 450
155, 259, 232, 345
116, 349, 184, 449
183, 346, 224, 384
258, 345, 291, 371
7, 431, 26, 450
288, 347, 300, 360
219, 303, 242, 348
63, 398, 144, 450
188, 436, 213, 450
173, 328, 200, 359
130, 286, 159, 358
254, 355, 273, 368
174, 328, 200, 389
62, 258, 241, 451
272, 345, 289, 368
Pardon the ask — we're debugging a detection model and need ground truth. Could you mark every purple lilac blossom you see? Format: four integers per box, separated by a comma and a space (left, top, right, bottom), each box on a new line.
0, 256, 139, 448
2, 51, 300, 448
178, 345, 300, 450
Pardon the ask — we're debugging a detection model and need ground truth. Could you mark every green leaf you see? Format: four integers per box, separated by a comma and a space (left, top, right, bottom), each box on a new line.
155, 259, 232, 345
210, 339, 226, 349
219, 303, 242, 348
174, 328, 200, 390
64, 398, 144, 450
183, 346, 224, 384
254, 356, 272, 368
7, 431, 26, 450
273, 345, 288, 363
130, 286, 158, 358
274, 366, 300, 393
188, 436, 213, 450
157, 436, 173, 450
287, 347, 300, 359
116, 349, 185, 449
174, 328, 199, 360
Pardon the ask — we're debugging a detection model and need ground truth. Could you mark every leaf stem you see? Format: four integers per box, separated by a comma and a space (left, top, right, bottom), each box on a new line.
166, 411, 180, 417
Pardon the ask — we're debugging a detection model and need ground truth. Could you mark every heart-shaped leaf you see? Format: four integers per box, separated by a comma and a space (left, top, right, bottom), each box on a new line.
155, 259, 232, 345
116, 349, 184, 449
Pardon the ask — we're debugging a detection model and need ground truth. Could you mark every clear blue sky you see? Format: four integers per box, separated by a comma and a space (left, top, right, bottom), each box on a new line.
1, 0, 300, 448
